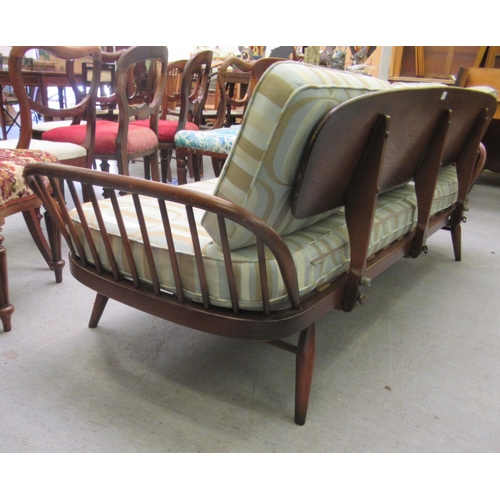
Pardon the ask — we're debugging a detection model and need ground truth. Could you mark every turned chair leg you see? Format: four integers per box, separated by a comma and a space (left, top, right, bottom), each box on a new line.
0, 228, 14, 332
295, 324, 316, 425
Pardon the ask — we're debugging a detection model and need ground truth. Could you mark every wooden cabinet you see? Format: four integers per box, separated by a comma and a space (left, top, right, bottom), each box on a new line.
389, 46, 500, 84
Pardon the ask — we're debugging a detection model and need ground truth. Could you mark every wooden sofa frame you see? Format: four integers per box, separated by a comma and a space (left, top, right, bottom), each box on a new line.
24, 86, 497, 425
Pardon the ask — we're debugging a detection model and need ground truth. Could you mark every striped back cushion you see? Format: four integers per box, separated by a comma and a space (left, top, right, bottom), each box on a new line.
201, 61, 392, 249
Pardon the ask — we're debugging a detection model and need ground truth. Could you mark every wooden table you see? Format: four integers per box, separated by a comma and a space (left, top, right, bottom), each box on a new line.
0, 69, 82, 107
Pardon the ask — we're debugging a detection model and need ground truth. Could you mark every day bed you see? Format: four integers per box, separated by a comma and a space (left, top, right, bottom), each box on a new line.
24, 62, 497, 424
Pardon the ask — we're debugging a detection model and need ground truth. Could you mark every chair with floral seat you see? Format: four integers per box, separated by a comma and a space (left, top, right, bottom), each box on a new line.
42, 46, 168, 182
174, 57, 285, 179
0, 148, 64, 332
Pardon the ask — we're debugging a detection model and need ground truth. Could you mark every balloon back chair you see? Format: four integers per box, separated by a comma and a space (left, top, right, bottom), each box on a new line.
0, 46, 102, 173
42, 46, 168, 182
174, 57, 286, 180
130, 50, 213, 184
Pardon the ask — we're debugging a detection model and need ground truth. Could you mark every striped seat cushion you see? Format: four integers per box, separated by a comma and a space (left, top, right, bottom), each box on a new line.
201, 61, 393, 250
68, 165, 458, 311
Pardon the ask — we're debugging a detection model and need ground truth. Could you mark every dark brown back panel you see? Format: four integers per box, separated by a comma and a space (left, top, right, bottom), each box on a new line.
293, 87, 497, 219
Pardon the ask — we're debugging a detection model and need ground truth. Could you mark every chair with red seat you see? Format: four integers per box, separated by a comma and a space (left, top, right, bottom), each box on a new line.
42, 46, 168, 182
130, 50, 213, 184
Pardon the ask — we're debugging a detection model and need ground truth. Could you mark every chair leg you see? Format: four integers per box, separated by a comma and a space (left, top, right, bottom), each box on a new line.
143, 156, 151, 180
211, 157, 224, 177
22, 208, 64, 283
0, 227, 14, 332
295, 324, 316, 425
191, 154, 203, 181
160, 150, 172, 183
451, 224, 462, 262
147, 153, 160, 182
176, 153, 189, 185
89, 293, 109, 328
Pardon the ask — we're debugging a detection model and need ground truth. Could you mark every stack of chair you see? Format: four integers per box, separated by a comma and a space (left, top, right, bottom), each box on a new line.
174, 57, 285, 181
130, 50, 214, 185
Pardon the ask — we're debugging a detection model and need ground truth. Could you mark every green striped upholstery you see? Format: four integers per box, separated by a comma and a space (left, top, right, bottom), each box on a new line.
201, 61, 393, 250
69, 165, 459, 311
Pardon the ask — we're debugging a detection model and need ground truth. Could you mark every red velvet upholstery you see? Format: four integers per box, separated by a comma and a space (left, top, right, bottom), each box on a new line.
43, 121, 158, 155
131, 119, 199, 143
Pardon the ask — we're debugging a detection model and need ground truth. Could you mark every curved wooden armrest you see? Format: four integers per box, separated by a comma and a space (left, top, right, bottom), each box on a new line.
24, 163, 302, 316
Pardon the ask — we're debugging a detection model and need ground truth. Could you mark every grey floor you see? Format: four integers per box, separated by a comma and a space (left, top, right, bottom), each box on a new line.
0, 158, 499, 453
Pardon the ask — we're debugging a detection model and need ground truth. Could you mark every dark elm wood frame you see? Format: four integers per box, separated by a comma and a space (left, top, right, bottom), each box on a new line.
24, 86, 496, 424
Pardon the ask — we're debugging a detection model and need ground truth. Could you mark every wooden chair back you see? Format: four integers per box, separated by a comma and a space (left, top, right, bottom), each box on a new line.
111, 46, 168, 173
176, 50, 213, 131
161, 59, 187, 116
8, 46, 102, 151
248, 57, 286, 95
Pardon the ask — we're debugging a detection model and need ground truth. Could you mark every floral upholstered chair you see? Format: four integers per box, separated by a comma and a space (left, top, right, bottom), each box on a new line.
0, 149, 64, 332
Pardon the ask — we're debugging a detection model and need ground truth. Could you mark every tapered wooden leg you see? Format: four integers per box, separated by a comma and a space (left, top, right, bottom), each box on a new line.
160, 150, 172, 183
295, 324, 316, 425
148, 153, 160, 182
89, 293, 109, 328
0, 228, 14, 332
451, 224, 462, 262
211, 157, 223, 177
43, 210, 64, 283
143, 155, 151, 180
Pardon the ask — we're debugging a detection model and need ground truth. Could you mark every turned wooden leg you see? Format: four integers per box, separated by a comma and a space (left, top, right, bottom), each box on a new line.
295, 324, 316, 425
0, 228, 14, 332
100, 160, 110, 173
89, 293, 109, 328
451, 224, 462, 262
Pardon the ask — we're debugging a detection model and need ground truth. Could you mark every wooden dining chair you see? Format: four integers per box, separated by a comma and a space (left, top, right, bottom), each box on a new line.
0, 148, 64, 332
174, 57, 286, 180
42, 46, 168, 182
456, 66, 500, 174
0, 46, 102, 177
130, 50, 213, 184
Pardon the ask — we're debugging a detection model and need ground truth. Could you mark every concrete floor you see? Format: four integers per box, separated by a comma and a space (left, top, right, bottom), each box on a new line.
0, 161, 499, 453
